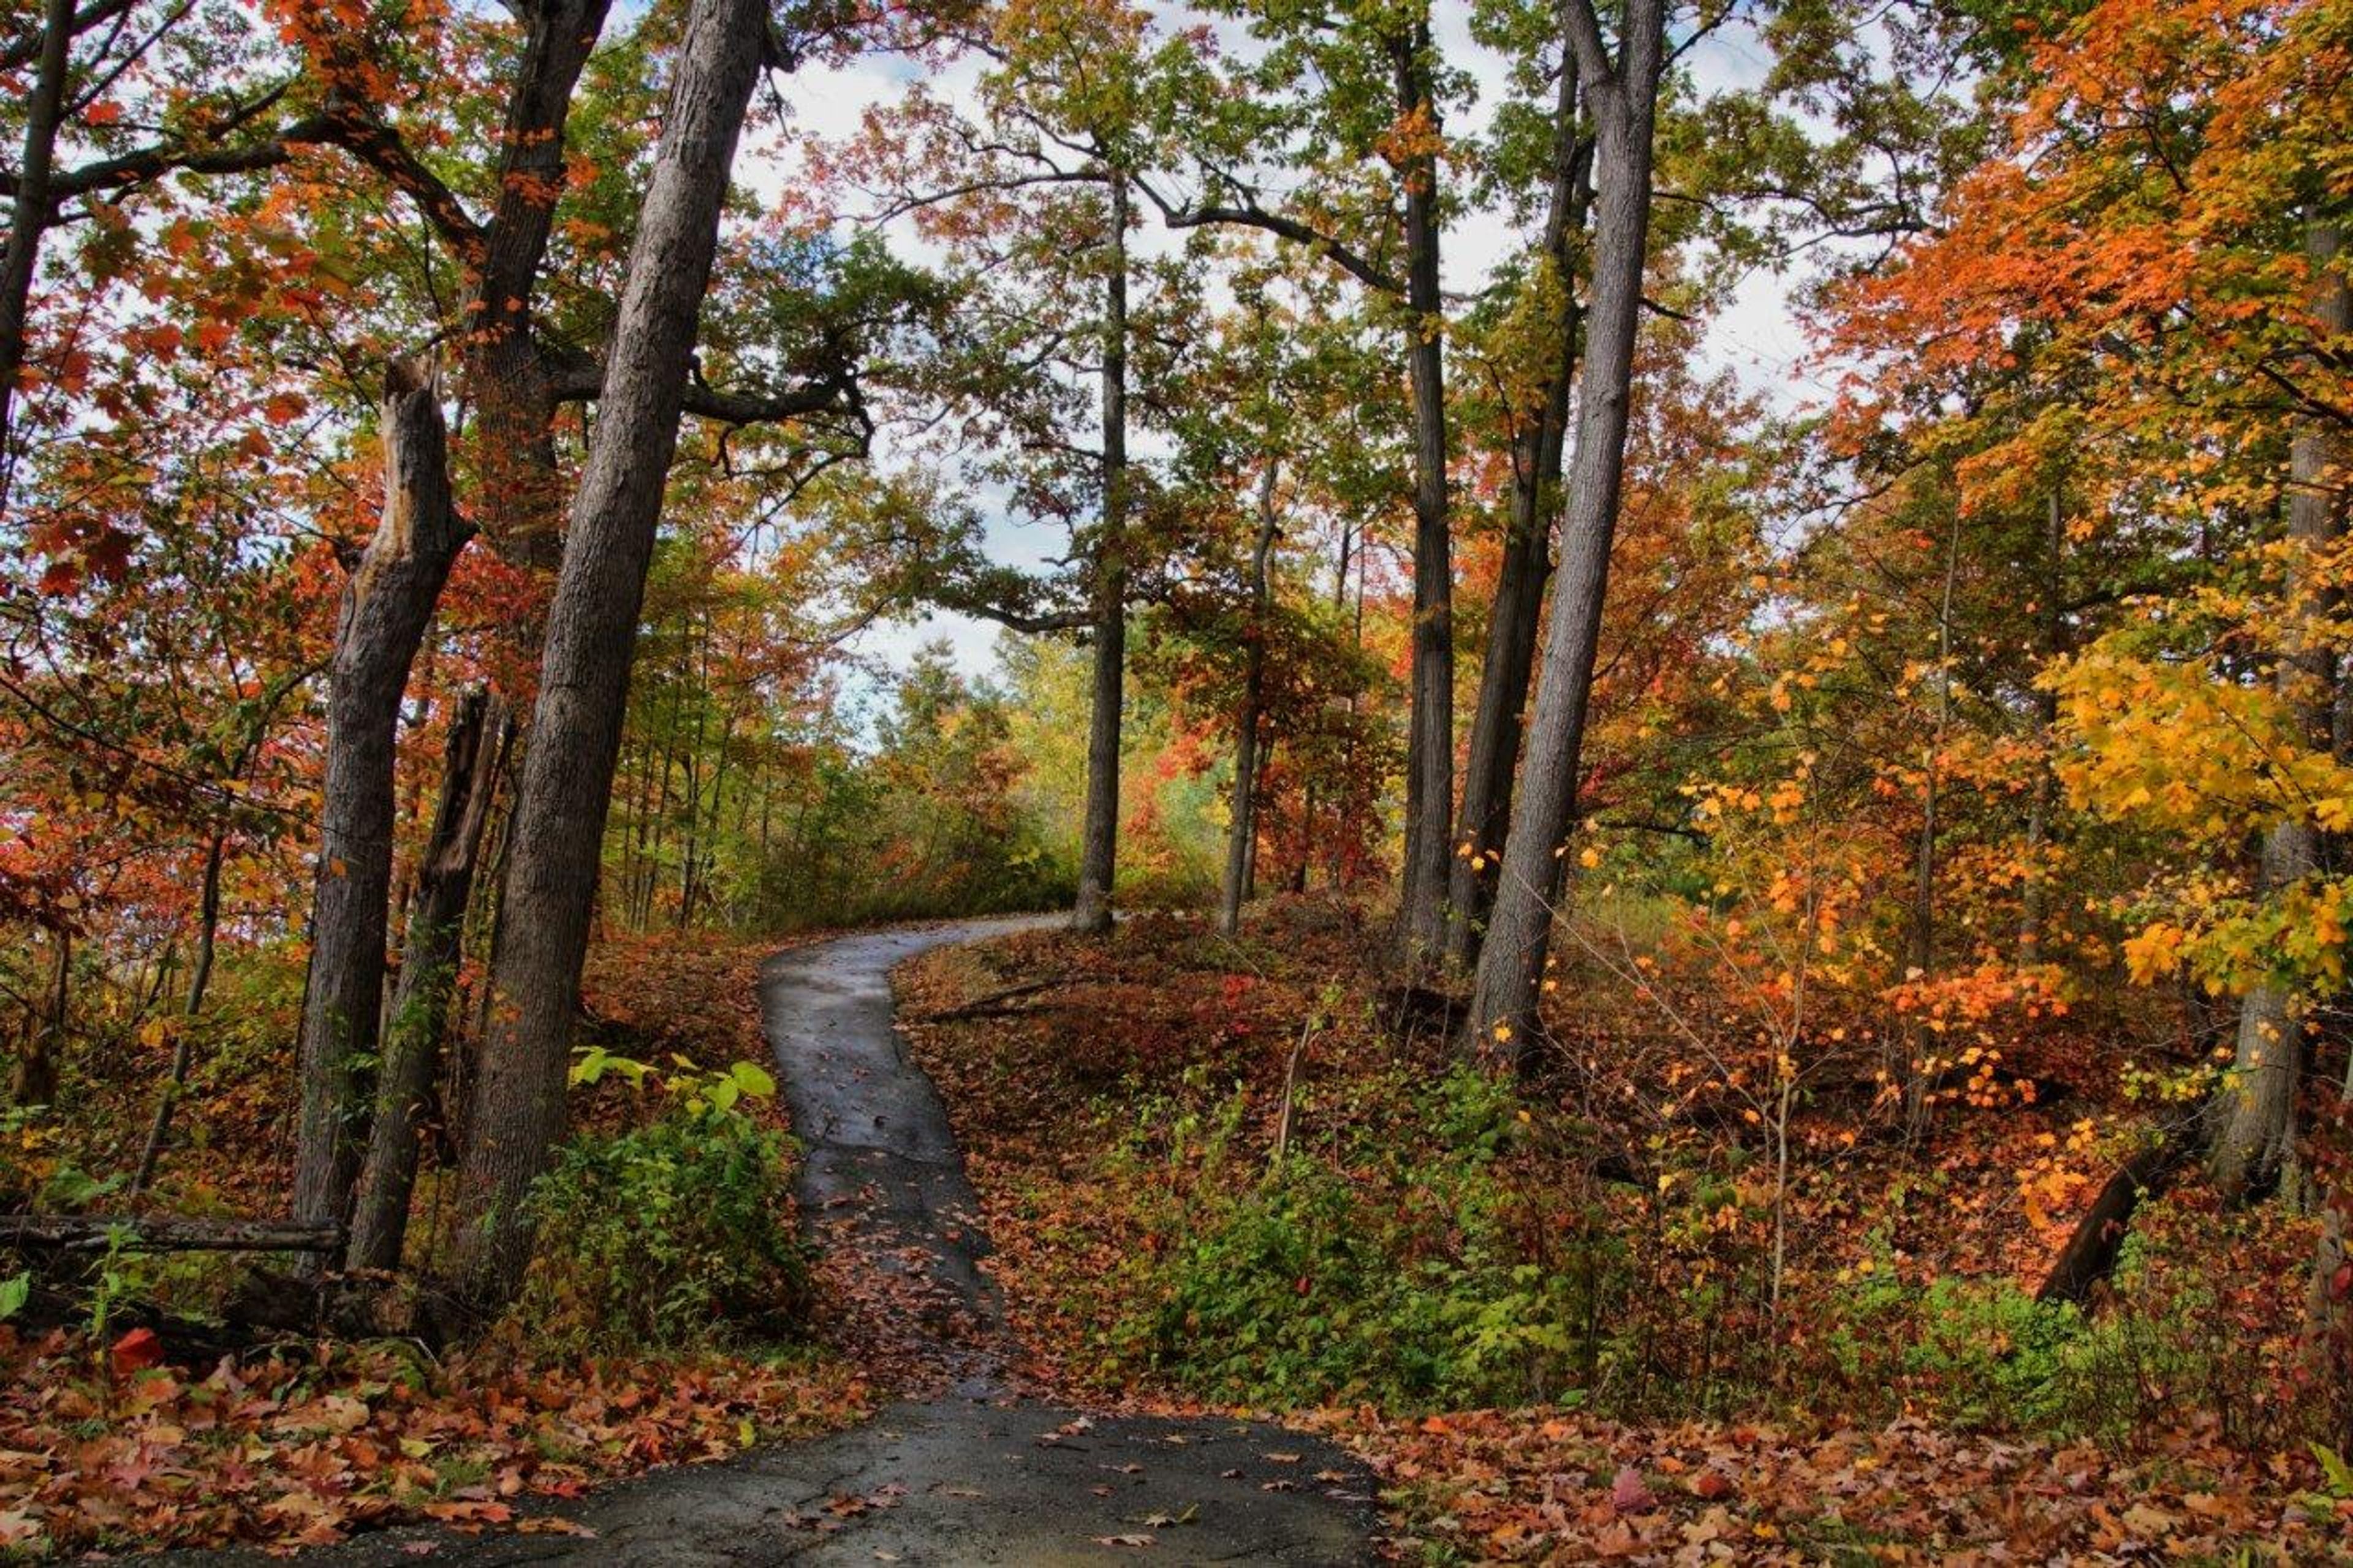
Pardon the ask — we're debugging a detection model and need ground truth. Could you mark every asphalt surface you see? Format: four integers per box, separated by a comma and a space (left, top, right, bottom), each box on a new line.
158, 918, 1379, 1564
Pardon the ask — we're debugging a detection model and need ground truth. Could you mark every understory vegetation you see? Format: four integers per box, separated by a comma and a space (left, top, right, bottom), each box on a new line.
900, 909, 2352, 1558
0, 934, 870, 1553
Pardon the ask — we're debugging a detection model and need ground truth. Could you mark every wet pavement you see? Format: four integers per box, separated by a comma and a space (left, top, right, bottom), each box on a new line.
162, 918, 1379, 1564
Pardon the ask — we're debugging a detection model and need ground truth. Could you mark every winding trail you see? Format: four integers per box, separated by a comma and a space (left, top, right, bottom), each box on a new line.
222, 919, 1377, 1564
759, 919, 1044, 1388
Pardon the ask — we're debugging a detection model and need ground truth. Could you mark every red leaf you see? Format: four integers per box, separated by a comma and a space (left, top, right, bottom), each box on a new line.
112, 1327, 164, 1376
1611, 1465, 1656, 1515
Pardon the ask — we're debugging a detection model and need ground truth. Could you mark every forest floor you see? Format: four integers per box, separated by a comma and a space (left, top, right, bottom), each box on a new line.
4, 920, 1378, 1563
8, 907, 2352, 1561
1, 934, 879, 1558
892, 904, 2353, 1564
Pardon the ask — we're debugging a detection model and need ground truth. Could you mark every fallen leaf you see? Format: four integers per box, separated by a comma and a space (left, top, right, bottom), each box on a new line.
111, 1328, 164, 1377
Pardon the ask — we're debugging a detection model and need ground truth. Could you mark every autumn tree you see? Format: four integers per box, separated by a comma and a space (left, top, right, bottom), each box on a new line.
449, 0, 782, 1303
1135, 0, 1465, 961
1847, 0, 2349, 1183
1467, 0, 1669, 1062
817, 0, 1210, 932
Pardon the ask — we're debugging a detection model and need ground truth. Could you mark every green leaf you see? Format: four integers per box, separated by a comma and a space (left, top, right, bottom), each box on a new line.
0, 1273, 27, 1321
729, 1061, 777, 1099
2310, 1442, 2353, 1499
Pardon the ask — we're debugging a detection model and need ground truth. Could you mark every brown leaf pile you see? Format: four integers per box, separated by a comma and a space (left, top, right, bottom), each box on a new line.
0, 1326, 871, 1555
1314, 1406, 2352, 1563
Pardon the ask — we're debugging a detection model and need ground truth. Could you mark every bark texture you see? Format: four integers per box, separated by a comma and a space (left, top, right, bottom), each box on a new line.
347, 689, 508, 1273
0, 0, 74, 502
1464, 0, 1665, 1064
2037, 1133, 2188, 1306
1074, 175, 1131, 934
2210, 218, 2346, 1202
449, 0, 768, 1303
1446, 73, 1591, 970
460, 0, 616, 572
1392, 19, 1454, 965
290, 359, 469, 1233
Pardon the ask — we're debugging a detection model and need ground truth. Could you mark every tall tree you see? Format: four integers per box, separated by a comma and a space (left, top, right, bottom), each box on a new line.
1073, 169, 1131, 933
1218, 456, 1281, 936
1447, 37, 1594, 968
1144, 0, 1461, 961
820, 0, 1183, 931
2209, 215, 2347, 1201
290, 358, 469, 1234
347, 687, 508, 1273
448, 0, 778, 1303
1466, 0, 1668, 1064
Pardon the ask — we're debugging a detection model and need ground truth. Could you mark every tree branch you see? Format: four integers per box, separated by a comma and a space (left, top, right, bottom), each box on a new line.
0, 0, 134, 72
541, 341, 856, 426
1559, 0, 1615, 90
1133, 173, 1403, 297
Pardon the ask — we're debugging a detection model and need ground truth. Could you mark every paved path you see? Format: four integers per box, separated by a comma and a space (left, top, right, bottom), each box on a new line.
181, 919, 1377, 1564
759, 919, 1051, 1387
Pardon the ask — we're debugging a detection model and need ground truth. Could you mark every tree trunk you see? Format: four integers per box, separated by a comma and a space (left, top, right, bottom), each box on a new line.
1392, 20, 1454, 967
0, 0, 74, 509
2210, 828, 2318, 1200
2018, 491, 2064, 969
2037, 1132, 2186, 1306
1464, 0, 1665, 1066
131, 834, 225, 1193
449, 0, 768, 1306
1221, 461, 1281, 937
290, 360, 470, 1235
347, 689, 509, 1273
679, 615, 709, 927
462, 0, 616, 574
9, 925, 66, 1107
0, 1214, 343, 1253
1074, 172, 1131, 934
449, 757, 520, 1168
2211, 217, 2346, 1203
1896, 510, 1963, 1137
1446, 75, 1590, 971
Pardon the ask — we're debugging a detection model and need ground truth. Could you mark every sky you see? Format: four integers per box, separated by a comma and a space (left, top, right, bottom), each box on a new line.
735, 5, 1828, 695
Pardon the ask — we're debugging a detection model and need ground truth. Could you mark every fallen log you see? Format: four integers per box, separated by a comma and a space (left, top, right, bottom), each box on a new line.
1, 1215, 345, 1254
2035, 1132, 2189, 1307
911, 975, 1080, 1024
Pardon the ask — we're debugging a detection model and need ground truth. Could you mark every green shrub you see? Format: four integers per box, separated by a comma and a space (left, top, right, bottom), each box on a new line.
1828, 1268, 2090, 1430
1113, 1065, 1604, 1411
520, 1106, 808, 1351
1816, 1233, 2265, 1442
